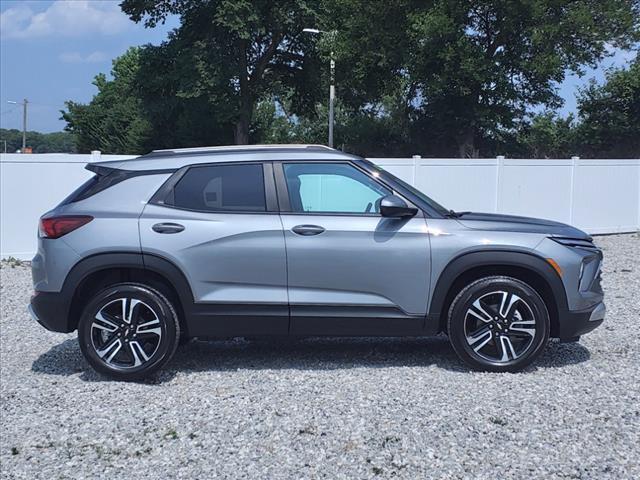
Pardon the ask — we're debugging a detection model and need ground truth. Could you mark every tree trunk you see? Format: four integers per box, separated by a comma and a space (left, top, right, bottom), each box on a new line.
457, 128, 478, 158
234, 115, 250, 145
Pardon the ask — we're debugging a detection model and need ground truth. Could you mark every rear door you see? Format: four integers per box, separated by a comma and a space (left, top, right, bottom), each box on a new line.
139, 161, 288, 336
276, 161, 431, 335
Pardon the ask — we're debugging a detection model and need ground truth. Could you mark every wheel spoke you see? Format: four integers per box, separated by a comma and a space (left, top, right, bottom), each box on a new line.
136, 318, 161, 337
127, 341, 150, 367
468, 299, 495, 323
96, 337, 123, 363
93, 311, 118, 332
497, 335, 518, 361
125, 299, 142, 324
120, 298, 128, 322
509, 318, 536, 338
498, 292, 520, 320
466, 326, 493, 352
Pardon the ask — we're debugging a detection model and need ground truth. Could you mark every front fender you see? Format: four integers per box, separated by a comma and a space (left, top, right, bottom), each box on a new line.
427, 248, 568, 330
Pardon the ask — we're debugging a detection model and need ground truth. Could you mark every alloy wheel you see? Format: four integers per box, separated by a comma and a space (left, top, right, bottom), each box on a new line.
463, 290, 537, 363
91, 297, 163, 369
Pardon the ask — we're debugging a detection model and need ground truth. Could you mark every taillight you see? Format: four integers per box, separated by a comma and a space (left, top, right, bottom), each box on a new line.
39, 216, 93, 239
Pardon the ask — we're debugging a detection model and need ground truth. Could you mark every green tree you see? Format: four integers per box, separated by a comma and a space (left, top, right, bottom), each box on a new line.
576, 57, 640, 158
121, 0, 323, 144
0, 128, 76, 153
62, 47, 152, 154
513, 112, 578, 158
405, 0, 639, 157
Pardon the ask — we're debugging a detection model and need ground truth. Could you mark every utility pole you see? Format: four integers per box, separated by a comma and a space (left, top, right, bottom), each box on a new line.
7, 99, 28, 151
303, 28, 337, 148
329, 50, 335, 148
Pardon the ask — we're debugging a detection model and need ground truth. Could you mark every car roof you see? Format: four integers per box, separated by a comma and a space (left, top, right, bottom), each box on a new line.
91, 144, 362, 171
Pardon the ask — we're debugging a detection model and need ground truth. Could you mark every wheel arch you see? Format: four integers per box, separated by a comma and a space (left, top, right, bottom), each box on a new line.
63, 252, 195, 334
429, 249, 568, 337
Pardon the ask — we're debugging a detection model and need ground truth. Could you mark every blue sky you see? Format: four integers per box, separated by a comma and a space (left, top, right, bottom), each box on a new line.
1, 0, 178, 133
0, 0, 637, 133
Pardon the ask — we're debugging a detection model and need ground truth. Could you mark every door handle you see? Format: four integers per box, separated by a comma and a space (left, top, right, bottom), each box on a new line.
291, 224, 325, 236
152, 222, 185, 234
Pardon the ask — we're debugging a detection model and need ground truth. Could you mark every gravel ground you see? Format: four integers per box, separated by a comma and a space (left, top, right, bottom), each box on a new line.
1, 234, 639, 479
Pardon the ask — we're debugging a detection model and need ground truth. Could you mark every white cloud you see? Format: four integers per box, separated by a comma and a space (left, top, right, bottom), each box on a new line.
1, 0, 131, 39
59, 51, 109, 63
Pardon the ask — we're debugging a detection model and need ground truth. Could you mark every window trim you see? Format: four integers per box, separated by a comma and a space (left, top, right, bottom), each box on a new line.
274, 160, 421, 217
149, 161, 278, 214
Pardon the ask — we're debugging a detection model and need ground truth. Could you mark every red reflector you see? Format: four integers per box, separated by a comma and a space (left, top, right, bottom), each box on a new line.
39, 216, 93, 239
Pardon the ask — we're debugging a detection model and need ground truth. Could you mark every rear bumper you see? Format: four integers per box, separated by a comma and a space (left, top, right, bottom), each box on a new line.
29, 291, 74, 333
558, 301, 606, 340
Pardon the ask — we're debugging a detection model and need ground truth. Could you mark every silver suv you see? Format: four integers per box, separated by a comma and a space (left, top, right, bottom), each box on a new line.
30, 145, 605, 379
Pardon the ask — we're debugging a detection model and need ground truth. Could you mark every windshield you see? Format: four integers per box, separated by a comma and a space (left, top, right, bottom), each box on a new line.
361, 160, 450, 216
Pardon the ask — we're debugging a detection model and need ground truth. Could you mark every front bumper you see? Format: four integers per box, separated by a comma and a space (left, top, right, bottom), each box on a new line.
29, 291, 74, 333
558, 301, 606, 340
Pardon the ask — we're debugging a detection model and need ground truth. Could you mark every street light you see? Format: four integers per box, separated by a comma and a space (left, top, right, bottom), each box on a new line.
7, 99, 28, 151
303, 28, 336, 148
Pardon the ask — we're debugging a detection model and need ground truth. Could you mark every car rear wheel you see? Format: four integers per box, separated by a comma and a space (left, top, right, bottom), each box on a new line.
78, 283, 180, 380
447, 276, 550, 372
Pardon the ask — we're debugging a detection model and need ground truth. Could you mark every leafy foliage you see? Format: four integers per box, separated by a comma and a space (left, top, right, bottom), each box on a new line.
0, 128, 75, 153
121, 0, 323, 144
576, 57, 640, 157
60, 0, 639, 158
62, 48, 152, 154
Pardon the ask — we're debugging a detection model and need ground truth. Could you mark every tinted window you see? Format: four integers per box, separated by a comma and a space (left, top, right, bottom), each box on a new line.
58, 175, 99, 206
172, 164, 266, 212
284, 163, 390, 214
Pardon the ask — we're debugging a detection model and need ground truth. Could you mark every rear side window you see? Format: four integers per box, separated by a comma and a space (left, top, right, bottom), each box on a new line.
172, 164, 266, 212
58, 176, 100, 206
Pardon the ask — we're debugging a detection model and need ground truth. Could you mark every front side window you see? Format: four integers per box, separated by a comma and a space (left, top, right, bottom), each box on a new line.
172, 163, 266, 212
283, 163, 391, 214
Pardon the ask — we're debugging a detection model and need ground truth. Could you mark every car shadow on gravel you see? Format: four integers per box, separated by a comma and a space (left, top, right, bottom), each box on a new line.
31, 335, 591, 383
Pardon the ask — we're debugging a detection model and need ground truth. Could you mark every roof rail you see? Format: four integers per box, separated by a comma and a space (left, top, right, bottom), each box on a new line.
149, 144, 335, 155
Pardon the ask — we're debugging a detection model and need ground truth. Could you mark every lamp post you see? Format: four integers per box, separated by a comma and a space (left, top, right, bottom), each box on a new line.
303, 28, 336, 148
7, 99, 28, 151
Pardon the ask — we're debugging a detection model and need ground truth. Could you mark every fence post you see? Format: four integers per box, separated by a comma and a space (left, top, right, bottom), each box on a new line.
495, 156, 505, 213
411, 155, 421, 185
569, 156, 579, 225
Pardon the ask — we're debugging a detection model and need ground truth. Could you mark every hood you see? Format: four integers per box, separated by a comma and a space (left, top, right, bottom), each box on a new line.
455, 212, 591, 239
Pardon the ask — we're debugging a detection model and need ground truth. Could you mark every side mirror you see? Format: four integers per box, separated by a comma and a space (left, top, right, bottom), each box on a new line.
379, 195, 418, 218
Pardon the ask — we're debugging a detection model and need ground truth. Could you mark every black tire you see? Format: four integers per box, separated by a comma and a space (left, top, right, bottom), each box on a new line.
447, 276, 550, 372
78, 283, 180, 380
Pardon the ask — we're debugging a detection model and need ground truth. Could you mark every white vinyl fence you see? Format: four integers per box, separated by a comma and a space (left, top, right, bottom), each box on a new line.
1, 153, 639, 260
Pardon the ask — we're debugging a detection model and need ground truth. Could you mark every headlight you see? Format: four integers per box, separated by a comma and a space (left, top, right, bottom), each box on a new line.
549, 237, 598, 251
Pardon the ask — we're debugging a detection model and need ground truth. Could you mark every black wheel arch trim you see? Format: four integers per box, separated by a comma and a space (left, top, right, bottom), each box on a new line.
54, 251, 196, 332
427, 248, 569, 329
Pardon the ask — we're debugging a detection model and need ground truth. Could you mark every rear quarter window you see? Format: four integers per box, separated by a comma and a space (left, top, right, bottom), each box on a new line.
58, 175, 100, 206
170, 164, 266, 212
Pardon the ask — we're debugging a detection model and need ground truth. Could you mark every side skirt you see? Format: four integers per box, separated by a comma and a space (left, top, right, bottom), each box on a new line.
186, 304, 436, 338
289, 305, 425, 336
188, 304, 289, 337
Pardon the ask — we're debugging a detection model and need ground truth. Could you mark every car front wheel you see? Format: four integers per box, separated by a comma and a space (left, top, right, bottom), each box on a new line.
78, 283, 180, 380
447, 276, 550, 372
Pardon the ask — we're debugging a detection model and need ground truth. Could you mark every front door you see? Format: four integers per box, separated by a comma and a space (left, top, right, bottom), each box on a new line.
139, 162, 288, 336
276, 161, 431, 335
